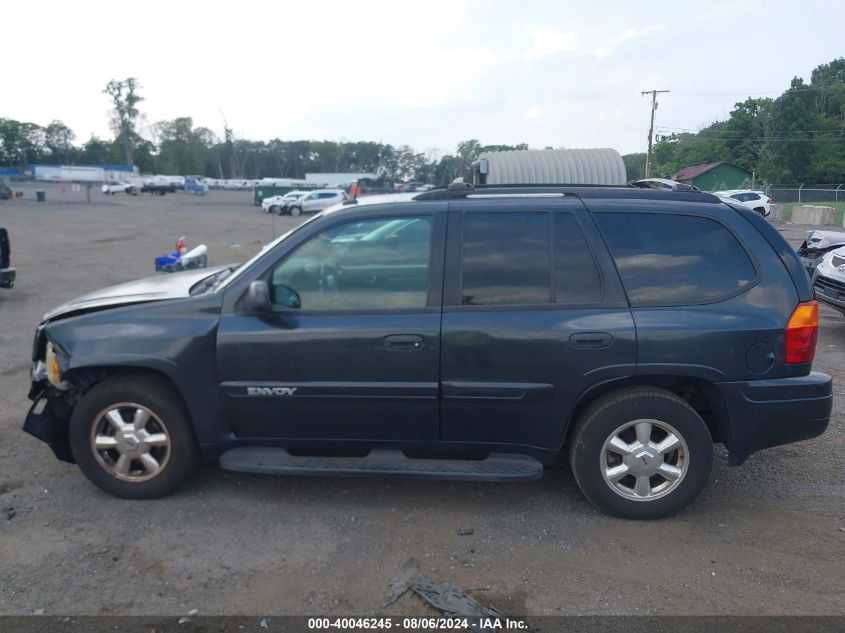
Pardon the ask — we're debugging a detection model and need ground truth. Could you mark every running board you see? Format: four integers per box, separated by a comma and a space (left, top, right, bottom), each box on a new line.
219, 448, 543, 482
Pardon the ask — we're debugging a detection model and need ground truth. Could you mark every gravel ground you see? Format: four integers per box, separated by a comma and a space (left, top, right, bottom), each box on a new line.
0, 184, 843, 617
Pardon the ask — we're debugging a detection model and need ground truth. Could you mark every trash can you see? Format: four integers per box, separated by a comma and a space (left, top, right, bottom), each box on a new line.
36, 190, 46, 202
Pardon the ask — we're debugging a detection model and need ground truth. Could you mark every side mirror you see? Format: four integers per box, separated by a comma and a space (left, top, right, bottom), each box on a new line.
274, 284, 301, 309
244, 280, 272, 313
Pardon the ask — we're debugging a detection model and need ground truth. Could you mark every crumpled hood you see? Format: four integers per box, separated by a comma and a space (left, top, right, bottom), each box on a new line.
803, 230, 845, 251
43, 265, 232, 321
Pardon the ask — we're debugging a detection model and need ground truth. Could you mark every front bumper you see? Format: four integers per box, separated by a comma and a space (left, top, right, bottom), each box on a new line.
715, 371, 832, 465
0, 266, 15, 288
23, 388, 75, 463
813, 270, 845, 312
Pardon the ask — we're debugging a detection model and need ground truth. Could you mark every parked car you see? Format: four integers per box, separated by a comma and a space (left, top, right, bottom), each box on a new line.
630, 178, 700, 192
713, 190, 773, 216
797, 230, 845, 274
811, 246, 845, 314
261, 191, 309, 214
0, 228, 15, 289
0, 179, 12, 201
101, 181, 140, 195
286, 189, 348, 216
141, 177, 179, 195
185, 178, 209, 195
23, 184, 831, 519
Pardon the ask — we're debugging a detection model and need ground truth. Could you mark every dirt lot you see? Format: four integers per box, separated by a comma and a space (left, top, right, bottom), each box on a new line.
0, 184, 843, 617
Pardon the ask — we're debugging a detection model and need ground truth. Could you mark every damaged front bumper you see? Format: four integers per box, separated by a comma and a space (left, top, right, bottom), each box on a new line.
23, 385, 75, 463
0, 266, 15, 289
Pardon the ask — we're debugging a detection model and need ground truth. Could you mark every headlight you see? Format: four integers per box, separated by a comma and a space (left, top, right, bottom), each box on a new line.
44, 342, 70, 390
818, 252, 835, 270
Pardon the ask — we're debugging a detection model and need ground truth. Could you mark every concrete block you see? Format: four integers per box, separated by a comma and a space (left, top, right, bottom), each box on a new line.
768, 204, 783, 220
791, 205, 836, 225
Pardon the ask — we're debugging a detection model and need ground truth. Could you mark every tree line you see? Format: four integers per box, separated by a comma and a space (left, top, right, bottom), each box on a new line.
3, 57, 843, 185
0, 78, 527, 185
624, 57, 845, 184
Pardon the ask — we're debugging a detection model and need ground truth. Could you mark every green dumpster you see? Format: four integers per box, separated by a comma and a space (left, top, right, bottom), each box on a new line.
36, 190, 46, 202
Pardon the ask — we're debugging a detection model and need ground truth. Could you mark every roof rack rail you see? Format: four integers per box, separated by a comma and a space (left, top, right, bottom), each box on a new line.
412, 182, 722, 203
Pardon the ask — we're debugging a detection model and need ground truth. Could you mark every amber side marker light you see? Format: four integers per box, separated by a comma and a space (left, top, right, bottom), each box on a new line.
785, 300, 819, 364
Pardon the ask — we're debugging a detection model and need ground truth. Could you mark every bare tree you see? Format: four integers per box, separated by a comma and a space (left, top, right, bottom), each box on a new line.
104, 78, 144, 165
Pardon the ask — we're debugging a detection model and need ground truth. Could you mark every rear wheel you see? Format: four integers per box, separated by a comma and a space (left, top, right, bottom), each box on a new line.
268, 205, 279, 214
568, 387, 713, 519
754, 207, 766, 216
68, 374, 200, 499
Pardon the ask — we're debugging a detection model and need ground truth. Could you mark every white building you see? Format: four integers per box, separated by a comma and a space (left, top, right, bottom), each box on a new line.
472, 148, 626, 186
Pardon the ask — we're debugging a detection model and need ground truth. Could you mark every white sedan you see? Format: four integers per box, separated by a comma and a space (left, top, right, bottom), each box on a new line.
261, 191, 310, 214
101, 181, 139, 195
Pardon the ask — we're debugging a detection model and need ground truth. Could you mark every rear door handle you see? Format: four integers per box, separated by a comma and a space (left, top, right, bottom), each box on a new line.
569, 332, 614, 349
384, 334, 424, 351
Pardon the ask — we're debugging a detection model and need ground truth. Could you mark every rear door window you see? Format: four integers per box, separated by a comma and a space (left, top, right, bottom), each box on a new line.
595, 212, 757, 305
461, 212, 550, 305
459, 211, 602, 306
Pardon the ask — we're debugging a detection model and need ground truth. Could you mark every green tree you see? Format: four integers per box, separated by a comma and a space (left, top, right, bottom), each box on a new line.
0, 118, 46, 166
44, 120, 76, 163
622, 153, 646, 179
156, 117, 216, 175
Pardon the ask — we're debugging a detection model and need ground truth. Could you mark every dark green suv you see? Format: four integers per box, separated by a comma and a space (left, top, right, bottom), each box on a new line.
24, 185, 832, 519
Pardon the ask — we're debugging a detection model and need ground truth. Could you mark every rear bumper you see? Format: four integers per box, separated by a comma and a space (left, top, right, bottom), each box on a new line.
0, 267, 15, 288
715, 372, 832, 465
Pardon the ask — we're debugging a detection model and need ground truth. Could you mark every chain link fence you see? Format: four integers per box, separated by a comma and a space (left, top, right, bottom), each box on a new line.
760, 184, 845, 204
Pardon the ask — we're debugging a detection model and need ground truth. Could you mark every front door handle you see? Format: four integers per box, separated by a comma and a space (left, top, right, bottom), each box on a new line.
384, 334, 424, 351
569, 332, 614, 349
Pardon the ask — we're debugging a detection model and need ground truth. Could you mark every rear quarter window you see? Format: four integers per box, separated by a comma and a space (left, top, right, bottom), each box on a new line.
595, 212, 758, 305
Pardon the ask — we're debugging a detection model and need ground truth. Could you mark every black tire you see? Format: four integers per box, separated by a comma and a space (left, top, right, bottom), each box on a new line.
68, 374, 200, 499
289, 205, 302, 217
268, 205, 279, 214
754, 207, 766, 216
568, 387, 713, 519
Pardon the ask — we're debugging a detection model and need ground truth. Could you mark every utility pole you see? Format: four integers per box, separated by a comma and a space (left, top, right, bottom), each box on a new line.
641, 89, 669, 178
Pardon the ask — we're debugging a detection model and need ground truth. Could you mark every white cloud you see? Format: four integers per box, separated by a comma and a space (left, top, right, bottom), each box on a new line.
523, 106, 543, 122
523, 22, 665, 62
523, 26, 581, 61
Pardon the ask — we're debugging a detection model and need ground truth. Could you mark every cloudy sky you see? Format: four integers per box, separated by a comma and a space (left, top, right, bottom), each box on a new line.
5, 0, 843, 156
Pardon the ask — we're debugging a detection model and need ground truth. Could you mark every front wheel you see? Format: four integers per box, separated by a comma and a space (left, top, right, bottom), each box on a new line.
68, 374, 200, 499
568, 387, 713, 519
289, 205, 302, 217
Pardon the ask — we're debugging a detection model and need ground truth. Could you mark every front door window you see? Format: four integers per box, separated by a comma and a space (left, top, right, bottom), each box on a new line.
271, 216, 433, 311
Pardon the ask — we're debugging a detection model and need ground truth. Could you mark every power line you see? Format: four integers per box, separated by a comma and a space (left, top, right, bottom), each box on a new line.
658, 126, 842, 134
674, 85, 837, 97
654, 133, 844, 143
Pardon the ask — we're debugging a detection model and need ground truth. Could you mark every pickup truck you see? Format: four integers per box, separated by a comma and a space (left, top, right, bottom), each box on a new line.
1, 228, 15, 289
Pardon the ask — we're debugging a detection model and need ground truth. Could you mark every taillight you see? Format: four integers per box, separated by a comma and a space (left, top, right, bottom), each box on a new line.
767, 197, 773, 203
785, 301, 818, 364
